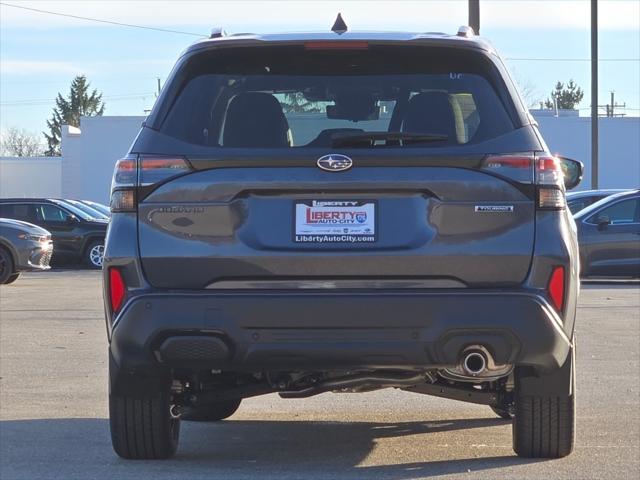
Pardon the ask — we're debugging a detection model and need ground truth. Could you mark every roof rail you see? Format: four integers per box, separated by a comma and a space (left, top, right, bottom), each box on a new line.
210, 27, 227, 39
456, 25, 475, 38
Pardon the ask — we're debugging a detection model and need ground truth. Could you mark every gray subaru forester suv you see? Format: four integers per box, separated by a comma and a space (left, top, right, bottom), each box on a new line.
104, 25, 583, 460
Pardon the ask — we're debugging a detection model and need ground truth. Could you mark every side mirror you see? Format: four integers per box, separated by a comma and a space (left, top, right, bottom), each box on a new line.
66, 214, 78, 225
595, 214, 611, 230
556, 156, 584, 191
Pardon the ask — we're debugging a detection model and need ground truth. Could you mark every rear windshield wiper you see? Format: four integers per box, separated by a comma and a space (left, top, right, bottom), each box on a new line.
331, 131, 448, 148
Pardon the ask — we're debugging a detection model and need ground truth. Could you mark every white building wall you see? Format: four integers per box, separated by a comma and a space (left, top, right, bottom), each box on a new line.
0, 156, 63, 198
63, 116, 144, 203
60, 125, 82, 199
534, 114, 640, 190
0, 114, 638, 201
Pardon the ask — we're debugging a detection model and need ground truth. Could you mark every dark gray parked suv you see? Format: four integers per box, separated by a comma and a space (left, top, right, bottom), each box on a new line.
104, 25, 583, 460
0, 218, 52, 284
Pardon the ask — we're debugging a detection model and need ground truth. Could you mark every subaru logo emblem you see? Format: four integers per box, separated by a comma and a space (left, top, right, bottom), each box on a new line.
317, 154, 353, 172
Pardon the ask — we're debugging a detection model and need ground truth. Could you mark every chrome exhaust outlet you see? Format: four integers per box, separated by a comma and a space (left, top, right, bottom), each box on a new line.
440, 344, 513, 382
462, 350, 487, 376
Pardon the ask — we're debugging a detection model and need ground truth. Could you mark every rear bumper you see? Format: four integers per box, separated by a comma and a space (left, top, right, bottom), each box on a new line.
109, 289, 572, 376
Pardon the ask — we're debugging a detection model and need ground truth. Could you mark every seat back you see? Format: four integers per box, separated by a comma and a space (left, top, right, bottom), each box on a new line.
401, 92, 459, 143
223, 92, 291, 148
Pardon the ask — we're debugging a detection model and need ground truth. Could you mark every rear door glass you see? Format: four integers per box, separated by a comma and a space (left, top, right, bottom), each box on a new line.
158, 45, 515, 149
34, 204, 71, 223
0, 203, 31, 221
589, 199, 640, 224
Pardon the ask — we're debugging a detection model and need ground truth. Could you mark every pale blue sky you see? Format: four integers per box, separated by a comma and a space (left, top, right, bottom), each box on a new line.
1, 0, 639, 137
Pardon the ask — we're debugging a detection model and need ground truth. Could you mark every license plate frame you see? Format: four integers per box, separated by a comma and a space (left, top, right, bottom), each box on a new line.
293, 200, 377, 243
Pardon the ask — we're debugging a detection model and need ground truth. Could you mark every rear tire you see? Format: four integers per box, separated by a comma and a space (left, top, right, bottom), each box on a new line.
182, 398, 241, 422
0, 247, 15, 284
512, 346, 575, 458
85, 239, 105, 269
109, 389, 180, 459
491, 405, 513, 419
5, 273, 21, 284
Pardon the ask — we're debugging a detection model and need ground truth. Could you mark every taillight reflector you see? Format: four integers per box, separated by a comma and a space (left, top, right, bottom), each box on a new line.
548, 266, 565, 312
109, 268, 126, 313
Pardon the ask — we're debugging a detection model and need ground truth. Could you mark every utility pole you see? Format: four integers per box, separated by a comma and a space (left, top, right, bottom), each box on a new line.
590, 0, 598, 189
156, 77, 162, 97
469, 0, 480, 34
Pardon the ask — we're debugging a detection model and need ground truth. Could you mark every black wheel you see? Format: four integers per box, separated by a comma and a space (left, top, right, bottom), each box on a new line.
182, 398, 241, 422
4, 273, 21, 284
0, 247, 15, 284
512, 345, 575, 458
109, 388, 180, 459
85, 239, 105, 269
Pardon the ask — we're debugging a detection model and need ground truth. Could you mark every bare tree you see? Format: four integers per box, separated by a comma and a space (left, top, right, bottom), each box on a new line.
511, 70, 543, 108
0, 127, 45, 157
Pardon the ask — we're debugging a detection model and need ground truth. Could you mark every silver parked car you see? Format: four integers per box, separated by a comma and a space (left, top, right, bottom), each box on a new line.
0, 218, 53, 284
574, 189, 640, 277
566, 189, 628, 214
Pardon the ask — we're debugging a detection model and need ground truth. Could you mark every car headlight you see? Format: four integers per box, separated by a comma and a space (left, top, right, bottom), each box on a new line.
18, 233, 50, 243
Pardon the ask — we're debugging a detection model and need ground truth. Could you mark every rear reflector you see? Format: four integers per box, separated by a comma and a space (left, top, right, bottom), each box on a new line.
304, 41, 369, 50
109, 268, 126, 313
548, 266, 565, 312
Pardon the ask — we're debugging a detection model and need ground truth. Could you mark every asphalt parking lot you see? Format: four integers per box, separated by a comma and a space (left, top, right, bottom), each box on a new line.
0, 271, 638, 480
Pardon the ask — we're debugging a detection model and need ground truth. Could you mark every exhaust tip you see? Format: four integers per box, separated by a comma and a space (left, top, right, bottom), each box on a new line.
463, 351, 487, 375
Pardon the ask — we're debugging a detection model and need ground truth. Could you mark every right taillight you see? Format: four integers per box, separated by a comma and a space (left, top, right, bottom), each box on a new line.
536, 154, 566, 210
110, 155, 192, 212
548, 266, 566, 312
482, 153, 566, 210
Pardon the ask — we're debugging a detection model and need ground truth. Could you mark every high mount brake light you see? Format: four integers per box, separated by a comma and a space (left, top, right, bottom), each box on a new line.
109, 155, 191, 212
304, 41, 369, 50
548, 266, 565, 312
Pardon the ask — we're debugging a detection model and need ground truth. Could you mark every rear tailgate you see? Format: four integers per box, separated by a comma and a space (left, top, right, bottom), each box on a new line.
138, 159, 535, 288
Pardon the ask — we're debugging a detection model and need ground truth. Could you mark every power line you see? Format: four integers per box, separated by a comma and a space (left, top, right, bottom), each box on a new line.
0, 2, 206, 37
1, 92, 156, 106
506, 57, 639, 62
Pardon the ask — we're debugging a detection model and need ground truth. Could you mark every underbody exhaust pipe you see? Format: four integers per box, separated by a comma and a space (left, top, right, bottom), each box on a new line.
462, 350, 487, 376
440, 344, 513, 382
279, 372, 427, 398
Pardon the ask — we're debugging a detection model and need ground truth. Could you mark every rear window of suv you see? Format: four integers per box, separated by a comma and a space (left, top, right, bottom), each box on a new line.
157, 45, 516, 149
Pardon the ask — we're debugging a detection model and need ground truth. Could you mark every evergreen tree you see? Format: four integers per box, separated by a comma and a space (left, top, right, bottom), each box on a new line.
44, 75, 105, 155
544, 79, 584, 110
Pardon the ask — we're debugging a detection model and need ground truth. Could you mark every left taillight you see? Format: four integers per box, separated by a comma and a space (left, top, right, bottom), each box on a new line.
110, 154, 192, 212
109, 267, 126, 314
110, 155, 137, 212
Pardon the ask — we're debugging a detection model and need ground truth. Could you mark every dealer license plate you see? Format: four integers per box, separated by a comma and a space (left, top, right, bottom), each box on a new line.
294, 200, 376, 243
